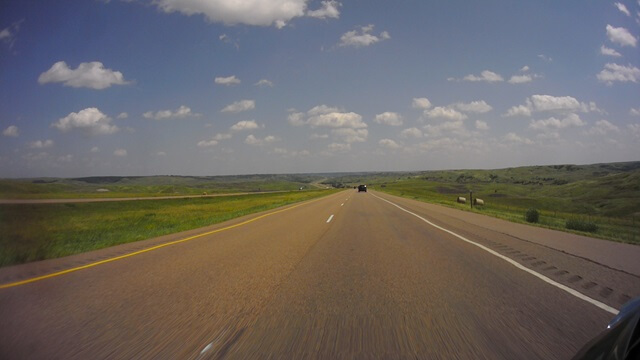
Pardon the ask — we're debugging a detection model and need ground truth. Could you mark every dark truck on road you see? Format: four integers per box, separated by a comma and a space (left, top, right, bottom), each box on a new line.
358, 185, 367, 192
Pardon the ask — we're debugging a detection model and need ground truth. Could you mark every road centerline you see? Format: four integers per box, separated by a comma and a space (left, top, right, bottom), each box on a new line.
370, 192, 619, 315
326, 214, 334, 223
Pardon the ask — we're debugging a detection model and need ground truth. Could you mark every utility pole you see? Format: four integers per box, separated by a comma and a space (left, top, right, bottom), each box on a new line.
470, 191, 473, 209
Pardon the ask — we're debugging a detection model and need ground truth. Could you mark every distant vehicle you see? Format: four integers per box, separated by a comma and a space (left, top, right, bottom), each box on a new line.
573, 296, 640, 360
358, 185, 367, 192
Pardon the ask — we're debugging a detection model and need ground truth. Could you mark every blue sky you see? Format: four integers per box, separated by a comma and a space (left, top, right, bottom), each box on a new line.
1, 0, 639, 177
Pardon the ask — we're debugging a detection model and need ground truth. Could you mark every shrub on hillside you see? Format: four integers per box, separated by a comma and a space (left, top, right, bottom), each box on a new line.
565, 219, 598, 233
525, 208, 539, 223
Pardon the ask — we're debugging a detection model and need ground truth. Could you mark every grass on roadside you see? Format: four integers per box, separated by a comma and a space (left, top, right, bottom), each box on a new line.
0, 178, 311, 199
375, 180, 640, 245
0, 189, 338, 267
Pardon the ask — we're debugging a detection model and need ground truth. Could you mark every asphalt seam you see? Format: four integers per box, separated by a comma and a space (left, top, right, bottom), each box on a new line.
370, 192, 620, 315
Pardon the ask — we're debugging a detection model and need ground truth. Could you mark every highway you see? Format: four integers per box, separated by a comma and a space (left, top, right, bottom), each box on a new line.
1, 190, 639, 359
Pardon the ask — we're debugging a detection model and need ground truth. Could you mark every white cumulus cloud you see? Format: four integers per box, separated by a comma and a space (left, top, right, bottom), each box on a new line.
231, 120, 260, 131
584, 119, 620, 136
538, 54, 553, 62
52, 108, 119, 135
197, 133, 232, 148
379, 138, 401, 149
614, 2, 631, 16
454, 100, 492, 113
606, 24, 637, 47
327, 142, 351, 152
307, 0, 341, 19
309, 112, 366, 128
400, 127, 423, 138
273, 147, 308, 157
143, 105, 200, 120
475, 120, 489, 130
0, 20, 23, 49
529, 95, 582, 112
597, 63, 640, 84
425, 107, 468, 121
245, 134, 278, 146
331, 128, 368, 143
288, 112, 306, 126
460, 70, 504, 83
215, 75, 241, 85
508, 74, 533, 84
504, 132, 534, 145
153, 0, 307, 28
213, 133, 232, 140
307, 105, 340, 116
601, 45, 622, 57
503, 105, 532, 117
254, 79, 274, 87
197, 139, 219, 148
38, 61, 130, 89
630, 107, 640, 116
114, 148, 127, 157
504, 95, 601, 116
28, 139, 54, 149
2, 125, 19, 137
339, 24, 389, 48
424, 120, 466, 136
287, 105, 367, 129
412, 97, 432, 109
219, 33, 239, 49
374, 112, 403, 126
221, 99, 255, 113
529, 113, 586, 131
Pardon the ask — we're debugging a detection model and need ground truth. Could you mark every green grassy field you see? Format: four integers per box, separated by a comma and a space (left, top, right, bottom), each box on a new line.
1, 161, 638, 267
0, 189, 337, 267
0, 174, 326, 199
325, 162, 640, 245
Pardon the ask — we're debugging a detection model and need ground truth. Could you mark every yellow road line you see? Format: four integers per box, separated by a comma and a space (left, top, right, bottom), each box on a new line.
0, 193, 338, 289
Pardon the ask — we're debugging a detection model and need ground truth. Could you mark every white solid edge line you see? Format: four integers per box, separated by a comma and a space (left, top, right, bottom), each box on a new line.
370, 193, 619, 315
326, 214, 334, 223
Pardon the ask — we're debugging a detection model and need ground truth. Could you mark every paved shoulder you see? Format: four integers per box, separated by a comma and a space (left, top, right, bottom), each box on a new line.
372, 191, 640, 276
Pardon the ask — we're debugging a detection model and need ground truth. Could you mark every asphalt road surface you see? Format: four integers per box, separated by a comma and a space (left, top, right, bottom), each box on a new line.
1, 190, 639, 359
